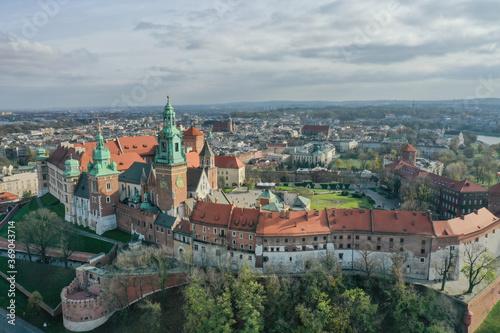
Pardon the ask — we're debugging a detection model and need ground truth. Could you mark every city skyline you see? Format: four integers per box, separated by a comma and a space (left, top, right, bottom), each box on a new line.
1, 0, 500, 108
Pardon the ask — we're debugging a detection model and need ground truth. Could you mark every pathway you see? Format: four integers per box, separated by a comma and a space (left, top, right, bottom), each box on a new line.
365, 189, 399, 210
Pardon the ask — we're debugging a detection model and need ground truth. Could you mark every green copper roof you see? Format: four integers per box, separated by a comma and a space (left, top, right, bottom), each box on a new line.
36, 148, 47, 161
87, 124, 119, 177
63, 156, 81, 178
259, 189, 276, 199
155, 95, 186, 165
262, 202, 286, 212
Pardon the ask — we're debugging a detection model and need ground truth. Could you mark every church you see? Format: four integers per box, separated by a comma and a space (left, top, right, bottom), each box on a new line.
38, 96, 218, 241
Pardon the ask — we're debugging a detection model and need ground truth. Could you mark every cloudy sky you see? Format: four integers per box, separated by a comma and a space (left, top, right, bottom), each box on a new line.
1, 0, 500, 109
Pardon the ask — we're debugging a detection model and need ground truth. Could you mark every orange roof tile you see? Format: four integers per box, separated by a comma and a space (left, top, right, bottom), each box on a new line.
230, 207, 260, 231
183, 127, 204, 137
186, 151, 200, 168
215, 156, 245, 169
0, 192, 19, 202
401, 143, 417, 152
373, 210, 434, 236
256, 210, 330, 237
116, 135, 157, 156
190, 201, 232, 227
330, 209, 371, 232
433, 208, 499, 237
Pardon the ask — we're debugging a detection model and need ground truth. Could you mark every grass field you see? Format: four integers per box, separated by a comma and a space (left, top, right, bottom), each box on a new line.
40, 193, 60, 207
476, 300, 500, 333
308, 192, 373, 210
0, 257, 75, 309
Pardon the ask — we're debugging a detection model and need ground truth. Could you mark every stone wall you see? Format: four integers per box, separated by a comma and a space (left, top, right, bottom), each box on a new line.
465, 275, 500, 332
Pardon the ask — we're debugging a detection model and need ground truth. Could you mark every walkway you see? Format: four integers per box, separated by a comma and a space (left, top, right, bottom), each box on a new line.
0, 308, 43, 333
365, 189, 399, 210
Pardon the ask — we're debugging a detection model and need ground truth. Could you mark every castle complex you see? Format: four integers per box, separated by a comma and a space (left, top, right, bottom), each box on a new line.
36, 96, 500, 331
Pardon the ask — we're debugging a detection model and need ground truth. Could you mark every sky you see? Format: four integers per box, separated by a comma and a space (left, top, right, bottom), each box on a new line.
1, 0, 500, 109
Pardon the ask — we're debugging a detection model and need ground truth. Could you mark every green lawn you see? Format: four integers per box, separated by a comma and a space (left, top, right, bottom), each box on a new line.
40, 193, 60, 207
0, 277, 69, 332
476, 300, 500, 333
102, 229, 131, 243
223, 188, 234, 193
308, 192, 374, 210
0, 257, 75, 309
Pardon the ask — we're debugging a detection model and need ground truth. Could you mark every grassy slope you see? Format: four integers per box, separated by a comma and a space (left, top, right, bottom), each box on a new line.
0, 257, 75, 309
309, 192, 373, 210
475, 300, 500, 333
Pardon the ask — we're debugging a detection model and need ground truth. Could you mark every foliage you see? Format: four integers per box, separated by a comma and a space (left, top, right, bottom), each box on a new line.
27, 291, 43, 314
460, 243, 498, 293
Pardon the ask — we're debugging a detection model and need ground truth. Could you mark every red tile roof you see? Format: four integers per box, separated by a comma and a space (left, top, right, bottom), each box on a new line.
215, 156, 245, 169
400, 143, 417, 152
183, 127, 204, 137
116, 135, 157, 156
186, 151, 200, 168
230, 207, 260, 231
387, 160, 486, 193
330, 209, 371, 232
0, 192, 19, 203
372, 210, 434, 236
433, 208, 499, 237
190, 201, 232, 227
256, 210, 330, 237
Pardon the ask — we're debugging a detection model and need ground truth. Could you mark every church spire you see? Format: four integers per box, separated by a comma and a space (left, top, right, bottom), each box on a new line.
155, 94, 186, 165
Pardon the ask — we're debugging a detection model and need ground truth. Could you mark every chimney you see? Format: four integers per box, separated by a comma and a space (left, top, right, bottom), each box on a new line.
305, 210, 309, 221
395, 211, 398, 220
286, 210, 290, 219
259, 204, 262, 213
215, 197, 219, 203
294, 221, 297, 227
474, 209, 478, 215
280, 211, 284, 218
345, 209, 348, 216
314, 209, 319, 216
428, 211, 433, 221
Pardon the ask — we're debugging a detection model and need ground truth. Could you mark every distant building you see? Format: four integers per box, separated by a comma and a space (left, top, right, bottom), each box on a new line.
215, 155, 246, 187
212, 115, 236, 133
302, 125, 331, 138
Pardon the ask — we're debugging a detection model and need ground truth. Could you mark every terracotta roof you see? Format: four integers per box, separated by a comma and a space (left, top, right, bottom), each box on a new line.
387, 160, 486, 193
215, 156, 245, 169
433, 208, 499, 237
116, 135, 157, 156
488, 182, 500, 195
186, 151, 200, 168
230, 207, 260, 231
190, 201, 232, 227
373, 210, 434, 236
0, 192, 19, 202
212, 121, 229, 132
330, 209, 371, 232
174, 219, 192, 236
183, 127, 204, 137
401, 143, 417, 152
256, 210, 330, 237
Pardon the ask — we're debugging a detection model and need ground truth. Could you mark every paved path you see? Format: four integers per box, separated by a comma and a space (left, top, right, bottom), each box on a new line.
365, 189, 399, 210
62, 224, 122, 244
0, 238, 95, 262
0, 308, 43, 333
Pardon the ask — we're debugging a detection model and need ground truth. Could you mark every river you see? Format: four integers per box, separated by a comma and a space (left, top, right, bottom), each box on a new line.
477, 135, 500, 145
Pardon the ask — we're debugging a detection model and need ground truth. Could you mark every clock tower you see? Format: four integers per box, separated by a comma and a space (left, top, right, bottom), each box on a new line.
154, 95, 187, 214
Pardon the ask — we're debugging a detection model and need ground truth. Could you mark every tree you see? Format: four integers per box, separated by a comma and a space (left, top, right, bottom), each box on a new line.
22, 190, 33, 199
461, 243, 498, 293
483, 171, 495, 186
449, 137, 460, 152
444, 162, 468, 181
138, 300, 162, 331
334, 158, 343, 168
232, 266, 266, 332
355, 243, 379, 280
463, 147, 475, 159
27, 291, 43, 315
58, 228, 84, 268
340, 288, 377, 333
19, 209, 61, 261
432, 248, 457, 291
358, 152, 370, 170
218, 176, 226, 189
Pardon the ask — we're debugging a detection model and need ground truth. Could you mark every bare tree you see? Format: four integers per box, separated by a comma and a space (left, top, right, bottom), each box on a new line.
461, 243, 498, 293
432, 248, 457, 291
390, 251, 409, 285
355, 243, 379, 280
58, 228, 84, 268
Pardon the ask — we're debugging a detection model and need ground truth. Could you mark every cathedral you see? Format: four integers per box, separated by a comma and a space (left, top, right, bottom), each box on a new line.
40, 96, 218, 241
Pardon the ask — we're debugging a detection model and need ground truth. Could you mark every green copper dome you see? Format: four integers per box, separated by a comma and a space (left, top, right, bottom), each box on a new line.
87, 124, 119, 177
36, 148, 47, 161
63, 156, 80, 178
155, 95, 186, 165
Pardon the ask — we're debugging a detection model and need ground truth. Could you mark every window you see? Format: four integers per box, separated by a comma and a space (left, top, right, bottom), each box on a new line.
390, 238, 393, 242
339, 235, 343, 240
302, 238, 305, 242
249, 235, 253, 240
422, 240, 426, 245
347, 235, 351, 240
314, 237, 318, 241
194, 244, 199, 251
339, 244, 343, 249
367, 236, 371, 241
240, 234, 244, 239
264, 239, 267, 242
377, 237, 381, 242
240, 244, 244, 249
376, 246, 381, 250
232, 240, 236, 245
420, 258, 425, 263
338, 253, 344, 260
168, 230, 171, 235
347, 244, 351, 249
161, 227, 164, 233
249, 245, 253, 250
233, 231, 236, 237
203, 236, 207, 241
106, 196, 110, 203
355, 235, 359, 240
276, 239, 279, 243
214, 238, 217, 243
400, 238, 404, 243
214, 228, 217, 235
106, 182, 111, 191
203, 226, 206, 233
156, 226, 159, 231
421, 249, 425, 254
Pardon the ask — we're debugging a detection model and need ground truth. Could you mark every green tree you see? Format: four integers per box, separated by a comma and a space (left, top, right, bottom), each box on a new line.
218, 176, 226, 189
340, 288, 377, 333
138, 300, 162, 331
233, 266, 266, 332
334, 158, 343, 168
58, 228, 84, 268
461, 243, 498, 293
27, 291, 43, 315
18, 209, 61, 261
463, 147, 475, 159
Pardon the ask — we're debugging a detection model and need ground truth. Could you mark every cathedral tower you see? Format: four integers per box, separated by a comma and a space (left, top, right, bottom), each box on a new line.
199, 138, 217, 190
155, 96, 187, 214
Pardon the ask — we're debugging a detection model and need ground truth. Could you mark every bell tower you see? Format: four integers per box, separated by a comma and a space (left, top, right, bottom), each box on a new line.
155, 95, 187, 214
199, 139, 217, 190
